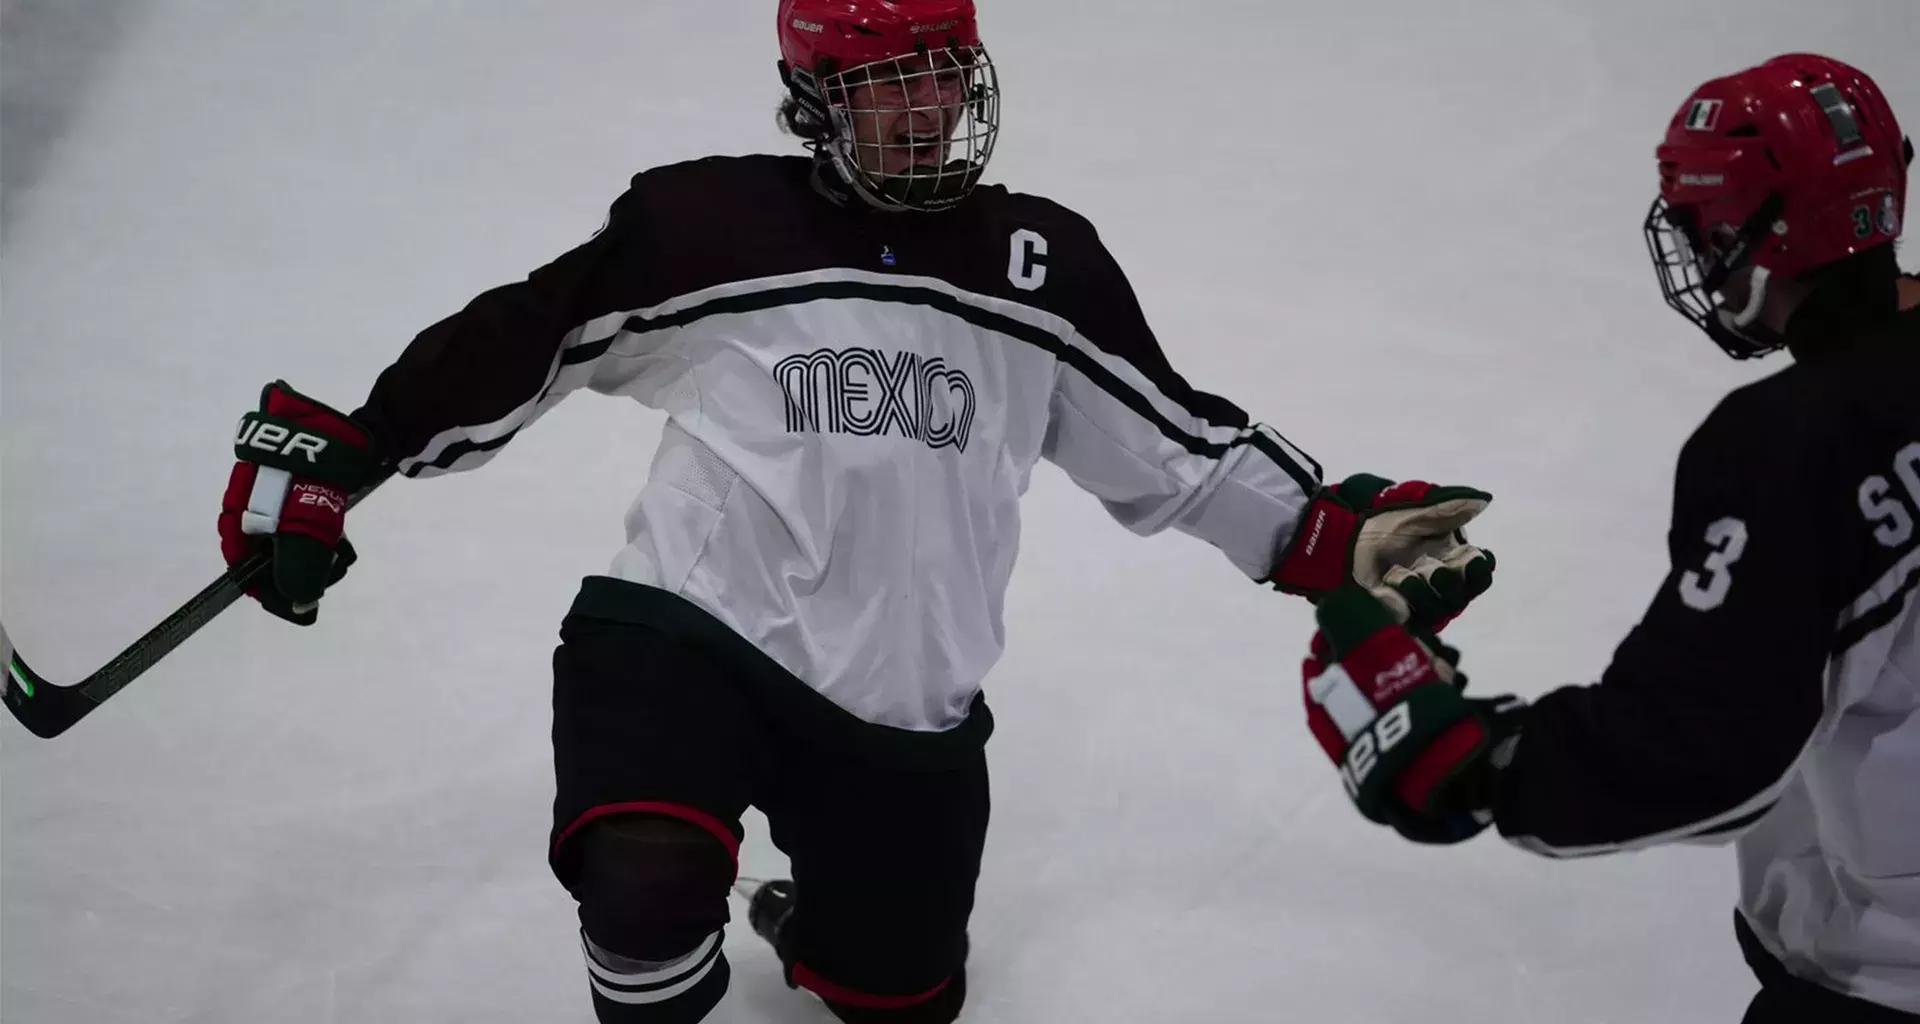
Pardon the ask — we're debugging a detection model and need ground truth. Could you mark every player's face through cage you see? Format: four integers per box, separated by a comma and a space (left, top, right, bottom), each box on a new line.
823, 44, 999, 211
1643, 197, 1779, 359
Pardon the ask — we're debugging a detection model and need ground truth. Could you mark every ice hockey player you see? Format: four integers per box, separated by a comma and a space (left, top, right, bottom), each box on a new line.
212, 1, 1495, 1022
1297, 54, 1918, 1023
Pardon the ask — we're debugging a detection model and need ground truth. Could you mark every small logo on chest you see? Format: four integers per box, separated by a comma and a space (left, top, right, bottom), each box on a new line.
775, 347, 977, 452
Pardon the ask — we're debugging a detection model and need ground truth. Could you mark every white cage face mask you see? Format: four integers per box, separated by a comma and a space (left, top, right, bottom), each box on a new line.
820, 45, 999, 212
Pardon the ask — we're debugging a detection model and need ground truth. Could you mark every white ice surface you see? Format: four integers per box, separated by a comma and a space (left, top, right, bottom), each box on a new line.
3, 2, 1916, 1021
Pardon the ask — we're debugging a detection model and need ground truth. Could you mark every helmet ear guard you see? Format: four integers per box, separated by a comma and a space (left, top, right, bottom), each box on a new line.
777, 59, 836, 139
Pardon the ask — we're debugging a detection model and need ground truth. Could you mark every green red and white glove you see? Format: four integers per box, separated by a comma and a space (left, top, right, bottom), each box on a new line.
1300, 586, 1524, 844
1270, 474, 1496, 631
218, 381, 379, 625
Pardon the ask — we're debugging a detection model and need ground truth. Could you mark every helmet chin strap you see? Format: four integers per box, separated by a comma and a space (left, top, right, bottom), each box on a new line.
824, 137, 912, 213
1721, 264, 1773, 329
1712, 264, 1788, 353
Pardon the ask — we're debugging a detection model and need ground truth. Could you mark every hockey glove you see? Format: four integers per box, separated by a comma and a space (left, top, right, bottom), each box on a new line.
1270, 474, 1495, 631
218, 381, 379, 625
1300, 586, 1523, 844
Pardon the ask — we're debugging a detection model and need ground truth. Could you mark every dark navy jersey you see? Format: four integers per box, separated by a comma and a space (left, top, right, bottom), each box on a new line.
1495, 307, 1920, 1009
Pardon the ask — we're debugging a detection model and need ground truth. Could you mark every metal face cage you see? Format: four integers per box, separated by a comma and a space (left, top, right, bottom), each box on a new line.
1643, 194, 1786, 359
813, 42, 1000, 212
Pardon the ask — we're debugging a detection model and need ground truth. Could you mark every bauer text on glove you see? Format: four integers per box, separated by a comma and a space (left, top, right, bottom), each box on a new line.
217, 381, 379, 625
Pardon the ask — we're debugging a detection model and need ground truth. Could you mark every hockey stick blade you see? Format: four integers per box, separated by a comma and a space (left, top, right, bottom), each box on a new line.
2, 471, 390, 739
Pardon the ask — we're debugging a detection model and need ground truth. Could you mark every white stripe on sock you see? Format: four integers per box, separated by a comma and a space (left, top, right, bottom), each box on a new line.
582, 931, 720, 1006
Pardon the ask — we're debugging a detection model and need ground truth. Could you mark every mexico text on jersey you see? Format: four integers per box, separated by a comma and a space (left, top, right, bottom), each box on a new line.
351, 155, 1321, 734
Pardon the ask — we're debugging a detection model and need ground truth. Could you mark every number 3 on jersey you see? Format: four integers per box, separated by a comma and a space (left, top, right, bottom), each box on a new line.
1679, 516, 1749, 610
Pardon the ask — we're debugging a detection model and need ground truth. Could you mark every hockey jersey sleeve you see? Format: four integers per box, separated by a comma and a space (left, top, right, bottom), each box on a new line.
1492, 389, 1856, 856
352, 183, 668, 479
1039, 234, 1322, 580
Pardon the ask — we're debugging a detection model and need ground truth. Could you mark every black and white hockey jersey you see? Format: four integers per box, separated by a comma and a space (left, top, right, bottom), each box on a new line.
1493, 305, 1920, 1011
352, 155, 1320, 734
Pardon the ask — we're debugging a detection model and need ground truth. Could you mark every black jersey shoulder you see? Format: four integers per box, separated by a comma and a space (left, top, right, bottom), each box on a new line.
593, 157, 1250, 437
1689, 309, 1920, 466
953, 182, 1127, 311
1676, 310, 1920, 614
603, 155, 1119, 312
956, 182, 1256, 429
594, 155, 1177, 364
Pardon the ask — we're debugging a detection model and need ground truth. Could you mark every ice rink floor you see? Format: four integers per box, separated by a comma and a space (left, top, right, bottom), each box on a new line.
4, 1, 1917, 1021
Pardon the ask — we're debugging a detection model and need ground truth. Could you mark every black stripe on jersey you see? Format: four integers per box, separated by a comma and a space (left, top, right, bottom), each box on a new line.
1833, 562, 1920, 655
402, 431, 517, 478
609, 280, 1321, 493
563, 339, 613, 368
1251, 426, 1323, 485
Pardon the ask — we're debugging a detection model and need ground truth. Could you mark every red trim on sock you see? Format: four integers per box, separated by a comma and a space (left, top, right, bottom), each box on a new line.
792, 964, 951, 1010
552, 802, 741, 869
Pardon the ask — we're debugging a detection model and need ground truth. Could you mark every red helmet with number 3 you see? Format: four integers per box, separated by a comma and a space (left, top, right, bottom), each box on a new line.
777, 0, 1000, 212
1645, 54, 1912, 357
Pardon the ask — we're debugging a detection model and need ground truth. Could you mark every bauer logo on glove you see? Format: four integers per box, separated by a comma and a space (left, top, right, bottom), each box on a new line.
217, 381, 380, 626
235, 418, 334, 463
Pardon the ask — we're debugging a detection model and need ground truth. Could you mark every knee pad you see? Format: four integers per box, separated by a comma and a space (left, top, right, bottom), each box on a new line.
574, 814, 734, 961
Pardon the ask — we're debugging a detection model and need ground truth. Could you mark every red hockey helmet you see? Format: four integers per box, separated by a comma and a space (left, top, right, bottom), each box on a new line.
1644, 54, 1911, 357
777, 0, 999, 212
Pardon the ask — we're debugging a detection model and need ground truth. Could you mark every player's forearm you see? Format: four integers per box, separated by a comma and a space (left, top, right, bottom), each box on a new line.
352, 280, 580, 474
353, 196, 644, 478
1491, 670, 1817, 857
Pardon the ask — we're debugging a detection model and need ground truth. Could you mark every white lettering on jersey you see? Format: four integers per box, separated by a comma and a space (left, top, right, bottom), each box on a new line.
1895, 442, 1920, 512
1679, 516, 1749, 611
1859, 442, 1920, 548
1008, 229, 1048, 291
1861, 475, 1915, 548
775, 348, 978, 452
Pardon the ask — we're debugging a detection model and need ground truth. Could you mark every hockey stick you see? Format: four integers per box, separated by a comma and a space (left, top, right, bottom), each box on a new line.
3, 470, 392, 739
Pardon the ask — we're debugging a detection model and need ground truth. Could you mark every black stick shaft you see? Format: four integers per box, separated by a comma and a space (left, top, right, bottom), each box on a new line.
3, 470, 391, 739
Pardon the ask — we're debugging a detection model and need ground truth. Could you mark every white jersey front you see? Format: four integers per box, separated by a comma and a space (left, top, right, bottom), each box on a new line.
1738, 541, 1920, 1013
353, 155, 1319, 731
